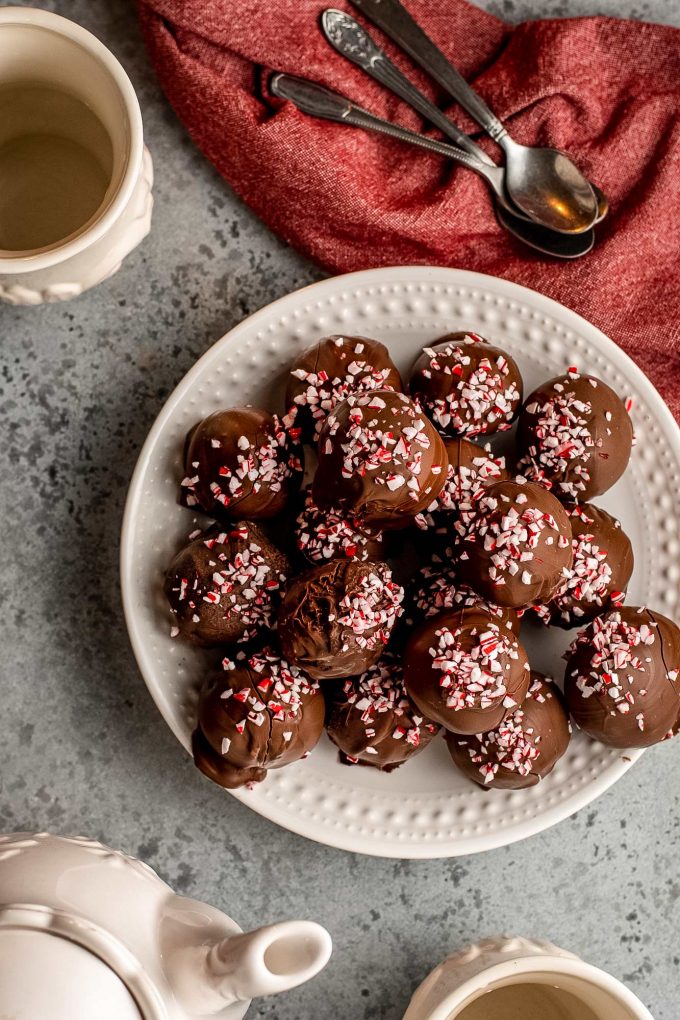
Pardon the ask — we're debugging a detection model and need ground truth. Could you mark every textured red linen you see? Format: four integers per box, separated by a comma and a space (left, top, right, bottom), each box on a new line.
138, 0, 680, 419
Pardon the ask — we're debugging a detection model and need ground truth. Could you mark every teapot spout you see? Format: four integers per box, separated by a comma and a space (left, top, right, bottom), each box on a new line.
174, 920, 332, 1015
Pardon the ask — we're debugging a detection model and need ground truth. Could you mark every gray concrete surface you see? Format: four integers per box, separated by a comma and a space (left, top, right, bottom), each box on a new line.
1, 1, 679, 1017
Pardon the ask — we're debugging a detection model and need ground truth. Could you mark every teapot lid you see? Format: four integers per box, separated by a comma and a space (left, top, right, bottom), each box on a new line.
0, 929, 144, 1020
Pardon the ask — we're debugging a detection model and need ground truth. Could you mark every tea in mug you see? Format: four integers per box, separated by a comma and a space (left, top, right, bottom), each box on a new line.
0, 82, 113, 252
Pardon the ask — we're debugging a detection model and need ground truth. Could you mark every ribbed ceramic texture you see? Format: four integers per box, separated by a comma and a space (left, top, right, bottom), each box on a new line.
121, 267, 680, 858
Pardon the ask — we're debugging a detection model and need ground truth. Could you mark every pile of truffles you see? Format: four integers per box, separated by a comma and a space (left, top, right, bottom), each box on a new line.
164, 332, 680, 792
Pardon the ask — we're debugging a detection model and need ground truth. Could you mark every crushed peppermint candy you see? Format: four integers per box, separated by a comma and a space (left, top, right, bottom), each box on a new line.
287, 336, 399, 438
413, 335, 520, 436
295, 487, 381, 563
336, 568, 404, 649
517, 381, 598, 498
222, 650, 319, 728
167, 527, 287, 642
413, 561, 512, 628
321, 391, 438, 504
429, 620, 521, 710
566, 611, 658, 717
416, 443, 506, 531
181, 411, 302, 511
338, 659, 435, 751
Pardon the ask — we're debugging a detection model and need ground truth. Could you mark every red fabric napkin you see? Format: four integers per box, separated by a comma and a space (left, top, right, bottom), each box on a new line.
138, 0, 680, 419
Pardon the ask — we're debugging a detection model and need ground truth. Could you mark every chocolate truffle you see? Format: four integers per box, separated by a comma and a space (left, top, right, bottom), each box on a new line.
286, 335, 403, 442
403, 607, 531, 734
278, 559, 404, 681
415, 437, 508, 533
534, 503, 633, 628
326, 655, 440, 771
165, 522, 289, 646
456, 479, 573, 610
313, 390, 448, 529
181, 407, 303, 520
446, 672, 571, 789
517, 370, 633, 500
294, 486, 385, 565
564, 607, 680, 748
411, 555, 520, 636
409, 332, 523, 437
192, 649, 325, 789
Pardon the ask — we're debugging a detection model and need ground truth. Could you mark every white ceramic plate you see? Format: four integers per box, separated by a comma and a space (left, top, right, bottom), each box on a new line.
121, 266, 680, 858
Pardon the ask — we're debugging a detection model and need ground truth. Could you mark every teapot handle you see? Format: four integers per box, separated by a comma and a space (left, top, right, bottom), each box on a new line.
174, 920, 332, 1014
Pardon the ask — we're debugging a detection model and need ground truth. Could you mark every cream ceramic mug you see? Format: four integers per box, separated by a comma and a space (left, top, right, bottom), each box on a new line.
0, 7, 153, 304
403, 938, 654, 1020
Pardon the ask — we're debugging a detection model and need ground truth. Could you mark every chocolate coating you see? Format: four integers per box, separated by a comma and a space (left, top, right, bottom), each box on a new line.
564, 607, 680, 748
457, 479, 573, 609
313, 390, 448, 529
403, 607, 530, 734
410, 554, 520, 636
181, 407, 303, 520
326, 655, 440, 771
286, 335, 403, 442
415, 437, 508, 534
294, 486, 385, 565
535, 503, 633, 628
278, 559, 404, 681
192, 649, 325, 789
446, 672, 571, 789
165, 523, 289, 646
409, 332, 523, 437
517, 371, 633, 500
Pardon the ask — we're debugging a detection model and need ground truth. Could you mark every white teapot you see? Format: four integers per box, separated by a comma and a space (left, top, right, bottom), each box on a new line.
403, 936, 654, 1020
0, 832, 331, 1020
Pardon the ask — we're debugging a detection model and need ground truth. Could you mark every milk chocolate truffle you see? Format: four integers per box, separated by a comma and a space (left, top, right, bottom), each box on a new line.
411, 555, 520, 636
294, 487, 385, 565
415, 437, 508, 533
286, 335, 403, 442
313, 390, 448, 529
534, 503, 633, 628
181, 407, 303, 520
517, 370, 633, 500
457, 479, 573, 610
409, 332, 523, 437
278, 559, 404, 680
564, 607, 680, 748
165, 523, 289, 646
446, 673, 571, 789
403, 607, 531, 734
192, 649, 325, 789
326, 655, 440, 771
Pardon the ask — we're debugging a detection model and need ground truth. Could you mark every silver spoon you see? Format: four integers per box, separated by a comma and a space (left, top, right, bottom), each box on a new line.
350, 0, 600, 234
270, 73, 594, 259
322, 9, 608, 226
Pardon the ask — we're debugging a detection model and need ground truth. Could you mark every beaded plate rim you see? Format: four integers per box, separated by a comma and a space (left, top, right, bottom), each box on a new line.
121, 266, 680, 859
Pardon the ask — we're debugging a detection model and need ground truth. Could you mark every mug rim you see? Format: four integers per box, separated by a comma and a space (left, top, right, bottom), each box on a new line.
0, 6, 144, 273
422, 955, 654, 1020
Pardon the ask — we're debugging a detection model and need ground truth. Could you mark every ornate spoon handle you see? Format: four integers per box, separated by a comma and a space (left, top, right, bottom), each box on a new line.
350, 0, 507, 141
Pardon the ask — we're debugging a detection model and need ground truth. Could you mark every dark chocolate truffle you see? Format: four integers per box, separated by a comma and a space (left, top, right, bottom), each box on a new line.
517, 370, 633, 500
411, 555, 520, 636
403, 607, 531, 734
313, 390, 448, 529
278, 559, 404, 681
457, 479, 573, 610
165, 522, 289, 646
286, 335, 403, 442
446, 673, 571, 789
326, 655, 440, 771
192, 649, 325, 789
534, 503, 633, 628
409, 332, 523, 437
415, 437, 508, 533
294, 486, 385, 565
564, 607, 680, 748
181, 407, 303, 520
